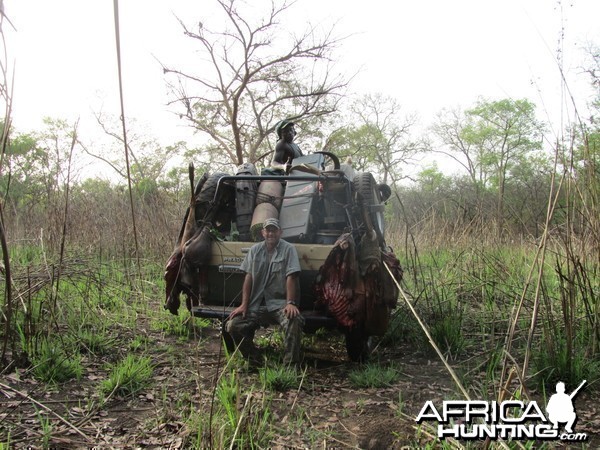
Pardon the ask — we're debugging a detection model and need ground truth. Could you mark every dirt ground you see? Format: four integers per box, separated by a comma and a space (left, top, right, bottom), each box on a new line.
1, 306, 598, 449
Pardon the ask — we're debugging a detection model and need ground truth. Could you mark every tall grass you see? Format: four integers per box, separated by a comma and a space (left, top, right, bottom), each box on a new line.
188, 357, 274, 449
385, 231, 599, 396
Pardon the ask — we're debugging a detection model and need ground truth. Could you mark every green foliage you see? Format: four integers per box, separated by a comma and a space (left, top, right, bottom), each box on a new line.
152, 313, 191, 338
72, 326, 114, 356
427, 98, 549, 238
151, 313, 211, 340
9, 244, 46, 267
388, 243, 600, 397
35, 410, 53, 450
326, 123, 386, 171
99, 355, 153, 398
259, 364, 301, 391
348, 363, 400, 388
129, 335, 150, 352
394, 391, 404, 418
216, 369, 240, 428
417, 163, 452, 194
324, 93, 421, 182
0, 130, 45, 204
32, 340, 83, 384
189, 365, 273, 448
382, 306, 424, 348
463, 99, 544, 175
534, 328, 600, 389
255, 328, 284, 349
429, 310, 465, 357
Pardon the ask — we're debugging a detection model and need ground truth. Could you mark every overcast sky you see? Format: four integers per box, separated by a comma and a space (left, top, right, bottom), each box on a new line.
4, 0, 600, 151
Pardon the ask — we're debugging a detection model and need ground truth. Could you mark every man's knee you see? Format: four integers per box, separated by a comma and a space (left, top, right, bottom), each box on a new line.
225, 316, 238, 334
226, 314, 261, 336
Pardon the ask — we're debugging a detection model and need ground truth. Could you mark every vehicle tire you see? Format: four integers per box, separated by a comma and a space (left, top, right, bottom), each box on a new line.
197, 172, 229, 203
345, 326, 373, 362
193, 171, 209, 197
353, 172, 385, 243
195, 172, 231, 223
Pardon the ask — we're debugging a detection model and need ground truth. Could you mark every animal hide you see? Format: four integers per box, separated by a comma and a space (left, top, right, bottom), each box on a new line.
314, 233, 359, 327
314, 231, 404, 334
164, 169, 211, 315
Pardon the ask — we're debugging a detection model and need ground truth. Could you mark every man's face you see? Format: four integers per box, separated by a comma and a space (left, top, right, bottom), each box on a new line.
282, 125, 295, 142
262, 225, 282, 245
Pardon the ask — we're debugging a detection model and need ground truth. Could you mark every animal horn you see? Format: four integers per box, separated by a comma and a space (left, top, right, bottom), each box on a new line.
188, 162, 195, 199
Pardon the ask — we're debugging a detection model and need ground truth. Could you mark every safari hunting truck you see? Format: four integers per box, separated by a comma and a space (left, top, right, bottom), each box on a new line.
164, 151, 403, 361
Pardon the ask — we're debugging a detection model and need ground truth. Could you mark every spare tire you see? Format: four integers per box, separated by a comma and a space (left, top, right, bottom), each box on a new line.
197, 172, 229, 203
195, 172, 232, 225
353, 172, 385, 244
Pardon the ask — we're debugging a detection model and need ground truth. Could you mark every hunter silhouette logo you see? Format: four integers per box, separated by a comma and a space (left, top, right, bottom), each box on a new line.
546, 380, 586, 434
416, 380, 588, 442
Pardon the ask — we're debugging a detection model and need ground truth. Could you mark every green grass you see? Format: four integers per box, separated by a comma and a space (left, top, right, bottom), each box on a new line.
429, 310, 465, 357
348, 363, 400, 388
151, 312, 212, 340
389, 243, 600, 393
533, 330, 600, 389
32, 340, 83, 384
188, 362, 274, 448
99, 354, 153, 398
2, 242, 599, 447
35, 409, 52, 450
259, 363, 301, 391
72, 326, 114, 355
129, 334, 150, 351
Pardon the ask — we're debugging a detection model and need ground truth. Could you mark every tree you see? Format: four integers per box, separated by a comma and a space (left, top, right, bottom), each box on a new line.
431, 107, 488, 192
504, 152, 554, 237
431, 99, 544, 237
464, 99, 544, 235
163, 0, 348, 166
0, 130, 42, 212
77, 112, 186, 191
324, 94, 422, 184
1, 120, 76, 215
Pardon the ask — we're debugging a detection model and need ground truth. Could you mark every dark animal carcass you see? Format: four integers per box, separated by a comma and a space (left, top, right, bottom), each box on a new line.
164, 168, 234, 314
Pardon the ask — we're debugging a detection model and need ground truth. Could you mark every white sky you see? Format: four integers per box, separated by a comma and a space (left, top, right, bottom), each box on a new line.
4, 0, 600, 153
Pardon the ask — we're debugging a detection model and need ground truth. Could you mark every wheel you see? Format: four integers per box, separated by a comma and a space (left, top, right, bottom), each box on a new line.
193, 171, 209, 196
345, 326, 373, 362
353, 172, 385, 243
196, 172, 229, 203
195, 172, 233, 225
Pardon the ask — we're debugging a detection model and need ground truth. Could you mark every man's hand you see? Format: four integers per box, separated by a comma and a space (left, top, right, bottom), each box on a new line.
228, 304, 247, 319
283, 303, 300, 319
